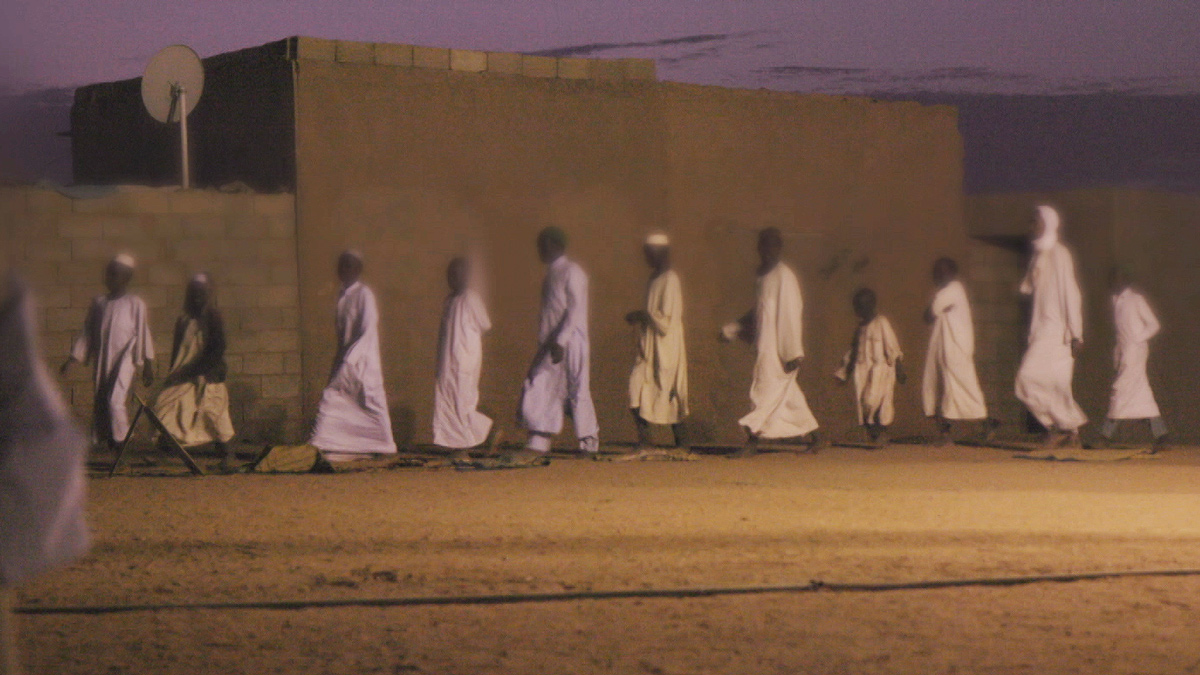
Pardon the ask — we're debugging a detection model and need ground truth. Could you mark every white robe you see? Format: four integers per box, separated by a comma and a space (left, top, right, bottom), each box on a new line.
70, 293, 155, 444
922, 280, 988, 420
1, 278, 90, 585
628, 269, 689, 425
1015, 243, 1087, 431
432, 289, 493, 449
309, 281, 397, 455
519, 256, 599, 443
154, 315, 235, 447
1108, 288, 1162, 420
838, 315, 902, 426
738, 262, 819, 439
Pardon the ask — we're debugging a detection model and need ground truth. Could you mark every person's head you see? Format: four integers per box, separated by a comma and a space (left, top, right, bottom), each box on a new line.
1032, 205, 1061, 249
757, 227, 783, 268
1110, 265, 1133, 294
852, 287, 877, 321
184, 273, 211, 315
446, 256, 469, 295
337, 250, 364, 287
643, 232, 671, 271
536, 226, 568, 264
104, 254, 135, 295
932, 257, 958, 287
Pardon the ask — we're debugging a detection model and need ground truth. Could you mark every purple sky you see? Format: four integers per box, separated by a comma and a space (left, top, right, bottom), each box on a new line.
5, 1, 1200, 95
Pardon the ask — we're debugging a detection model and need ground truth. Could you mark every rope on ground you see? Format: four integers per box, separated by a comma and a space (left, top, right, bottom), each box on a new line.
16, 568, 1200, 616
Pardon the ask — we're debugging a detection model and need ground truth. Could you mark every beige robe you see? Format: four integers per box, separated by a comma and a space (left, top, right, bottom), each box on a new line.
838, 316, 902, 426
154, 317, 235, 447
737, 262, 819, 439
1108, 288, 1161, 420
70, 293, 154, 443
432, 289, 493, 449
629, 269, 689, 425
922, 280, 987, 420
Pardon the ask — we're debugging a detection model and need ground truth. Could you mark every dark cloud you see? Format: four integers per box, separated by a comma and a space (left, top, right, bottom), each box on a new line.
529, 32, 735, 58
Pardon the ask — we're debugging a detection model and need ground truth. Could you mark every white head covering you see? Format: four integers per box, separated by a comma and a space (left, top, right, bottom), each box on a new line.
112, 253, 136, 270
343, 248, 364, 262
190, 272, 210, 285
645, 232, 670, 247
1033, 205, 1060, 252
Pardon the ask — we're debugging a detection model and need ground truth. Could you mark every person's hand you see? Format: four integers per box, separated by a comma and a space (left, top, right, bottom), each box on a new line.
625, 310, 648, 325
784, 357, 803, 373
1071, 338, 1083, 358
548, 342, 565, 364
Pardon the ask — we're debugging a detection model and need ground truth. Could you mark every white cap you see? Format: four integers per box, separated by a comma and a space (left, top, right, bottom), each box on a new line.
190, 272, 210, 285
112, 253, 136, 270
645, 232, 670, 247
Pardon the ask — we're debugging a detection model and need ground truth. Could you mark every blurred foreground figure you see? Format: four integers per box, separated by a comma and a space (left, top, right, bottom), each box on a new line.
721, 227, 820, 457
309, 251, 396, 459
836, 288, 906, 447
60, 254, 155, 450
153, 273, 236, 469
626, 232, 689, 450
433, 257, 495, 456
512, 226, 598, 463
922, 258, 989, 444
1, 276, 90, 675
1102, 267, 1168, 449
1015, 205, 1087, 448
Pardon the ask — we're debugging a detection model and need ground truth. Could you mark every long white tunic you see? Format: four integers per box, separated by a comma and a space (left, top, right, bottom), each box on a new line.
738, 262, 819, 439
309, 281, 397, 455
922, 280, 988, 420
519, 256, 599, 441
154, 315, 235, 447
432, 289, 493, 449
628, 269, 689, 425
70, 293, 154, 443
839, 315, 902, 426
2, 279, 90, 585
1108, 288, 1162, 420
1015, 243, 1087, 431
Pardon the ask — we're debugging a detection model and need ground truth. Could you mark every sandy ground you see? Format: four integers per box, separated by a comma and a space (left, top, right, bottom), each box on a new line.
12, 444, 1200, 674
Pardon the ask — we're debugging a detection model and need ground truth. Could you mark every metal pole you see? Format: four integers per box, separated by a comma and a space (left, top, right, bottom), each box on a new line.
178, 86, 190, 190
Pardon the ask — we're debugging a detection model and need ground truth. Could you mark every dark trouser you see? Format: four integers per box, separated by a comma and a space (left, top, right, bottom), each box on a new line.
632, 408, 688, 448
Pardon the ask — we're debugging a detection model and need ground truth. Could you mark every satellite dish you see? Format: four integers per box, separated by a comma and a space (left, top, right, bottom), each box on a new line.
141, 45, 204, 188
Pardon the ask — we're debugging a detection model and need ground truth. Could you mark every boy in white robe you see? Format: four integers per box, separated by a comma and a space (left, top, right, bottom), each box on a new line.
511, 226, 598, 464
1102, 267, 1168, 448
309, 251, 397, 459
626, 232, 689, 450
433, 257, 495, 457
721, 227, 820, 457
836, 288, 906, 446
153, 273, 236, 469
922, 258, 989, 445
1015, 205, 1087, 448
2, 275, 90, 674
60, 254, 155, 450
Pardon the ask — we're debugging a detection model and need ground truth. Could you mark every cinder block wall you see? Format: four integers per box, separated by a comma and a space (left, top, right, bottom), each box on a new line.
0, 186, 304, 443
966, 239, 1028, 427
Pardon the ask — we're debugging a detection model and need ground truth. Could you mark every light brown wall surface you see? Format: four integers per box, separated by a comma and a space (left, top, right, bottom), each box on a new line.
292, 62, 966, 446
0, 186, 304, 442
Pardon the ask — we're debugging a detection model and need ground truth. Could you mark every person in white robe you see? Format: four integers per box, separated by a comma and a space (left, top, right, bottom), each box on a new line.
1015, 205, 1087, 447
626, 232, 689, 449
60, 254, 155, 450
308, 251, 397, 459
922, 258, 989, 444
153, 273, 236, 468
721, 227, 820, 456
1102, 267, 1168, 447
513, 226, 599, 462
433, 257, 495, 455
836, 288, 906, 445
2, 275, 90, 672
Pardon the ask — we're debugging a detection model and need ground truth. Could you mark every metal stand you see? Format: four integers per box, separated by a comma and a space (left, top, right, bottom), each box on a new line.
172, 84, 191, 189
109, 394, 204, 477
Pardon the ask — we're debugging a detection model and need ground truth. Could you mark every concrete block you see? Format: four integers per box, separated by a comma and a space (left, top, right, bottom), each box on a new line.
257, 285, 298, 308
181, 215, 226, 239
226, 214, 272, 239
170, 191, 226, 215
101, 216, 146, 239
26, 189, 71, 214
374, 43, 414, 67
38, 285, 71, 309
71, 193, 131, 214
16, 261, 57, 286
267, 216, 295, 239
260, 375, 301, 399
221, 266, 272, 287
71, 285, 98, 309
25, 239, 72, 262
622, 58, 657, 81
242, 353, 285, 375
412, 46, 450, 70
557, 57, 589, 80
256, 329, 300, 352
59, 263, 102, 285
252, 239, 295, 261
253, 194, 295, 218
486, 52, 522, 75
336, 40, 374, 64
224, 354, 243, 374
120, 188, 173, 213
71, 238, 114, 262
294, 36, 336, 61
521, 55, 557, 78
589, 59, 625, 82
283, 353, 303, 375
450, 49, 487, 73
57, 216, 103, 239
269, 260, 298, 284
44, 307, 83, 333
148, 262, 186, 286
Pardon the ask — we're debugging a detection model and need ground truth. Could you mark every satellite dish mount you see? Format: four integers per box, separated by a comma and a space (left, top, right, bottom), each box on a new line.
142, 45, 204, 189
